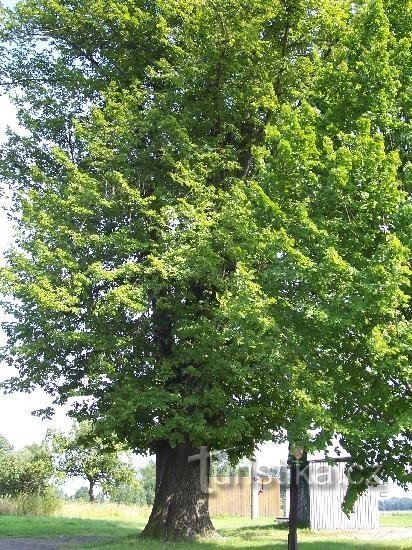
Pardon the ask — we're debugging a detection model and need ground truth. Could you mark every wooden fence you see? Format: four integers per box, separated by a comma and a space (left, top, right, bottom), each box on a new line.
209, 477, 280, 517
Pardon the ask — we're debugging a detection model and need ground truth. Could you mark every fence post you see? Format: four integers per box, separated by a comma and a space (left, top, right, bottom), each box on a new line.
251, 459, 259, 519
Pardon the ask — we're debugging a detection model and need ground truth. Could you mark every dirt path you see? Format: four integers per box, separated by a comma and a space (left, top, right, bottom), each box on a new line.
352, 527, 412, 542
0, 536, 111, 549
317, 527, 412, 543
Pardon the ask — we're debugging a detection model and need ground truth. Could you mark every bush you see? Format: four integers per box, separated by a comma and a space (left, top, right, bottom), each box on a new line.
14, 487, 61, 516
73, 486, 90, 502
0, 498, 18, 515
0, 489, 61, 516
0, 443, 54, 499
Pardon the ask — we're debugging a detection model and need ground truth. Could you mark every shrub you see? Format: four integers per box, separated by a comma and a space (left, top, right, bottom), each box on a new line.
73, 486, 90, 502
0, 498, 18, 515
14, 487, 61, 516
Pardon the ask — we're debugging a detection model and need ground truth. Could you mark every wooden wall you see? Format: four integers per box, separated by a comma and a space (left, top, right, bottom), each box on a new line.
309, 461, 380, 530
209, 477, 280, 517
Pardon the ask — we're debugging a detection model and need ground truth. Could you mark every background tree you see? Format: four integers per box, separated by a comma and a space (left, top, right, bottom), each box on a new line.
0, 435, 13, 456
139, 461, 156, 506
108, 480, 146, 506
379, 497, 412, 511
73, 486, 90, 502
210, 452, 249, 478
0, 0, 411, 539
106, 461, 156, 505
49, 423, 135, 503
0, 440, 54, 499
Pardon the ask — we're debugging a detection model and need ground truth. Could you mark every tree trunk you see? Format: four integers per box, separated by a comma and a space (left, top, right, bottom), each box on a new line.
141, 440, 215, 540
88, 479, 95, 503
297, 452, 310, 528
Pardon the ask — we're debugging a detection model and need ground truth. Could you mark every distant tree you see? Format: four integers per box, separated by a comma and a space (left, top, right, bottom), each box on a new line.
379, 497, 412, 511
139, 461, 156, 506
49, 422, 135, 503
0, 442, 54, 498
210, 452, 249, 478
0, 435, 13, 456
73, 486, 90, 502
108, 480, 145, 505
16, 444, 55, 496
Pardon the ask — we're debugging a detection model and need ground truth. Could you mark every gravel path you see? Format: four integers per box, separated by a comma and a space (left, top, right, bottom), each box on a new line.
0, 536, 111, 549
315, 527, 412, 543
350, 527, 412, 542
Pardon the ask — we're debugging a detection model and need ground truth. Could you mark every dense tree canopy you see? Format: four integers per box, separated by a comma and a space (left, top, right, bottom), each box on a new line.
0, 0, 411, 538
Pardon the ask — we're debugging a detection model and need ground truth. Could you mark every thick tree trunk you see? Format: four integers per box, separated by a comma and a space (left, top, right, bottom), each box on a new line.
141, 440, 215, 540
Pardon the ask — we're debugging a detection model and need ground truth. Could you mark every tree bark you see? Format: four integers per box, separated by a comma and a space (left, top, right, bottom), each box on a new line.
297, 452, 310, 528
141, 440, 215, 540
88, 479, 95, 503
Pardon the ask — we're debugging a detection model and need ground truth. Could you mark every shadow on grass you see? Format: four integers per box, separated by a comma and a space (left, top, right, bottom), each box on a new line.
220, 521, 289, 532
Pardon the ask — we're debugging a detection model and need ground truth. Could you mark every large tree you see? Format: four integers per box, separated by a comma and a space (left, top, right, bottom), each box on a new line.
0, 0, 411, 539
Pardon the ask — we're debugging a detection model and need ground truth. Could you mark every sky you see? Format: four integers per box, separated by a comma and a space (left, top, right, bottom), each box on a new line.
0, 0, 409, 496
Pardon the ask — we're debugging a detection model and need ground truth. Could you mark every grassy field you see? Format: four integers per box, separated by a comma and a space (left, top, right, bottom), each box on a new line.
0, 504, 410, 549
0, 503, 148, 539
380, 511, 412, 528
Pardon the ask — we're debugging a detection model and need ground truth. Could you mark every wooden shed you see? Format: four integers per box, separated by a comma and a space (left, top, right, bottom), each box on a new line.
308, 459, 380, 530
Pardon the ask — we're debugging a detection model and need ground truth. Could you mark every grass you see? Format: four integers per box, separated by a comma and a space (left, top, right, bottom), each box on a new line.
76, 515, 412, 550
380, 511, 412, 528
0, 503, 410, 549
0, 503, 148, 539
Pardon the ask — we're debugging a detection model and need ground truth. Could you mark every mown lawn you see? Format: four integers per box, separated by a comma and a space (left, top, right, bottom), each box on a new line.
79, 515, 412, 550
0, 504, 410, 549
0, 514, 139, 539
0, 503, 147, 539
380, 512, 412, 528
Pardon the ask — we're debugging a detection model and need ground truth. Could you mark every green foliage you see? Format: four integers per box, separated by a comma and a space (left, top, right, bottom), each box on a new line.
0, 435, 13, 456
0, 0, 411, 516
108, 481, 146, 506
49, 422, 136, 502
13, 486, 61, 516
73, 487, 91, 502
139, 461, 156, 506
210, 452, 249, 478
0, 441, 54, 500
0, 438, 59, 515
